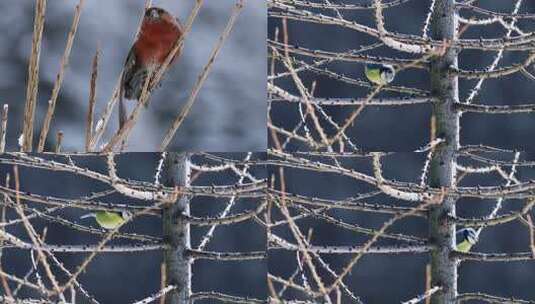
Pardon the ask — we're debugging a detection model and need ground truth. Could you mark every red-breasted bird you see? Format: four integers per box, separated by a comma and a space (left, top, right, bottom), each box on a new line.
119, 7, 183, 127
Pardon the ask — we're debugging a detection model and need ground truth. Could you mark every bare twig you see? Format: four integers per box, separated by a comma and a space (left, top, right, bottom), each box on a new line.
22, 0, 47, 152
85, 46, 100, 152
37, 0, 85, 152
55, 131, 64, 153
0, 105, 8, 153
159, 0, 244, 151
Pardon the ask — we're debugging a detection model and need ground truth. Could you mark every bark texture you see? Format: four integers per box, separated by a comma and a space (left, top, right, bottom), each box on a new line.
429, 0, 460, 303
162, 153, 191, 304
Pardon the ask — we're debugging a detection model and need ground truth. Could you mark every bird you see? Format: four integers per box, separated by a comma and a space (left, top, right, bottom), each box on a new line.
119, 7, 184, 128
364, 64, 395, 85
80, 211, 132, 230
456, 228, 478, 253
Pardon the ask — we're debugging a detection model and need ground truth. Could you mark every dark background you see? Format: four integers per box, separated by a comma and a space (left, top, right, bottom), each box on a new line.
0, 153, 267, 303
0, 1, 266, 152
269, 152, 535, 303
269, 1, 535, 151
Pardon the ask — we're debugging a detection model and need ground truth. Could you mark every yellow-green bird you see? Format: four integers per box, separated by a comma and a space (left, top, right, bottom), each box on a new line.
80, 211, 131, 230
456, 228, 477, 253
364, 64, 395, 85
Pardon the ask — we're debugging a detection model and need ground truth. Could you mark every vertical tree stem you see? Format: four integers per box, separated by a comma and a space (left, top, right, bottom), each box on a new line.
429, 0, 459, 303
162, 153, 191, 303
22, 0, 47, 152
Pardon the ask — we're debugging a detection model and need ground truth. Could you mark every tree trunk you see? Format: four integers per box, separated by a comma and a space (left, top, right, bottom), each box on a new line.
429, 0, 459, 303
162, 153, 191, 303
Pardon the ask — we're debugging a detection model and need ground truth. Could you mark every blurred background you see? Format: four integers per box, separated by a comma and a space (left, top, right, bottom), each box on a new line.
0, 0, 266, 152
0, 153, 267, 303
269, 1, 535, 151
269, 152, 535, 302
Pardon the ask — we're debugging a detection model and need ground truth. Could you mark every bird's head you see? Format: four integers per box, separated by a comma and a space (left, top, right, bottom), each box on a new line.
461, 228, 478, 245
145, 7, 167, 21
380, 65, 395, 84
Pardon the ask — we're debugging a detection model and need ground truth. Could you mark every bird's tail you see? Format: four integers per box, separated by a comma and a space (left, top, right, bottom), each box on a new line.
80, 213, 96, 219
119, 69, 128, 130
118, 95, 128, 151
119, 95, 127, 130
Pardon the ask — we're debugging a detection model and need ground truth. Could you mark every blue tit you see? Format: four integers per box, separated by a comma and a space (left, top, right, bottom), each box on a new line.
364, 64, 395, 85
456, 228, 477, 253
80, 211, 131, 230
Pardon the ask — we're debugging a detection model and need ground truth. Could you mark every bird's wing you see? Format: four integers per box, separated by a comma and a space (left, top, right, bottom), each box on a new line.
121, 47, 138, 96
119, 47, 137, 130
365, 67, 382, 84
96, 212, 125, 229
119, 98, 127, 129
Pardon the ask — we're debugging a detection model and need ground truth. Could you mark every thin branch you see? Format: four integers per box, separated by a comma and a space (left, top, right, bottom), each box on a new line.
0, 104, 7, 153
190, 292, 266, 304
187, 249, 266, 261
456, 292, 535, 304
159, 0, 244, 150
132, 285, 177, 304
22, 0, 47, 152
455, 102, 535, 114
401, 286, 442, 304
37, 0, 85, 152
85, 46, 100, 152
